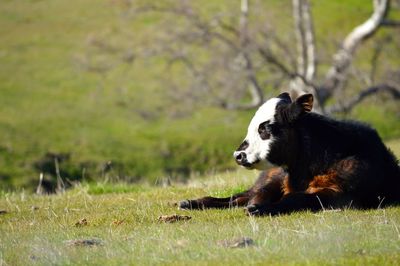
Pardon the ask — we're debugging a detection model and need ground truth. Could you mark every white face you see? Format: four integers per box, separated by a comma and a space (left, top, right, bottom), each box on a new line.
234, 97, 280, 169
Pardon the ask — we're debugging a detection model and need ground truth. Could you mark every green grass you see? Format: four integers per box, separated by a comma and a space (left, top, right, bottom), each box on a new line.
1, 168, 400, 265
0, 0, 399, 190
0, 141, 399, 265
1, 1, 399, 262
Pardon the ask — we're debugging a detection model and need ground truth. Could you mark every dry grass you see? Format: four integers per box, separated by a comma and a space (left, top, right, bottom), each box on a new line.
1, 167, 400, 265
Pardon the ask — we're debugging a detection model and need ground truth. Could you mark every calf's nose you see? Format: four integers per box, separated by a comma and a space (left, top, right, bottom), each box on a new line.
234, 151, 247, 165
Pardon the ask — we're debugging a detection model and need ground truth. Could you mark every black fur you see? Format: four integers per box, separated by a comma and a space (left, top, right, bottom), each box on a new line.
270, 105, 400, 207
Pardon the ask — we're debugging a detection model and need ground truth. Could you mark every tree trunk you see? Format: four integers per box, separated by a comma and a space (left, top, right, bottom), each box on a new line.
318, 0, 389, 106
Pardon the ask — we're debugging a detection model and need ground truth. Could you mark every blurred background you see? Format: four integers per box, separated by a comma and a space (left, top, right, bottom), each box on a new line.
0, 0, 399, 191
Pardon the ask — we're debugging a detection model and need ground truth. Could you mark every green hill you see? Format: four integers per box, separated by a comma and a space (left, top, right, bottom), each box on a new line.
0, 0, 399, 189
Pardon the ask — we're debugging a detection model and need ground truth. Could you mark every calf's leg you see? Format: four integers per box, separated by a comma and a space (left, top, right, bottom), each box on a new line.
178, 191, 251, 209
246, 189, 348, 216
178, 167, 286, 210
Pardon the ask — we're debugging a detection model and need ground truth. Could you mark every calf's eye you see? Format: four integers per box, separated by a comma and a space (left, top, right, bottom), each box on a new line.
258, 121, 271, 140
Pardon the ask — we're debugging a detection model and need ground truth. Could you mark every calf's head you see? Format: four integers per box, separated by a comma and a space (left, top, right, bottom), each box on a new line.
233, 92, 313, 169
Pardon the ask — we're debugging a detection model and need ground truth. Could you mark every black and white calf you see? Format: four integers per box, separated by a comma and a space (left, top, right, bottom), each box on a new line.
178, 92, 400, 215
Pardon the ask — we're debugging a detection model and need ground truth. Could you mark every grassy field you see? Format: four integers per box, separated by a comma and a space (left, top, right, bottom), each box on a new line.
1, 141, 399, 265
1, 172, 399, 265
1, 1, 400, 262
0, 0, 399, 189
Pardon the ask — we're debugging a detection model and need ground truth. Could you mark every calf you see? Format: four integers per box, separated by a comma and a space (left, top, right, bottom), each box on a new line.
178, 92, 400, 215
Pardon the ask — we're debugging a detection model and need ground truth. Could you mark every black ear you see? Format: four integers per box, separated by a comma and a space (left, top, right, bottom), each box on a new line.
296, 93, 313, 113
286, 93, 313, 122
277, 92, 292, 103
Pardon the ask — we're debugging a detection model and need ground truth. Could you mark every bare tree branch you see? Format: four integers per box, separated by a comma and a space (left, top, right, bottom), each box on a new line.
89, 0, 399, 114
260, 30, 297, 68
369, 36, 389, 83
166, 53, 212, 94
215, 17, 240, 37
133, 3, 241, 53
326, 83, 400, 114
257, 47, 293, 76
291, 0, 317, 81
290, 0, 322, 112
234, 0, 264, 109
320, 0, 390, 105
302, 0, 316, 82
380, 19, 400, 27
292, 0, 306, 76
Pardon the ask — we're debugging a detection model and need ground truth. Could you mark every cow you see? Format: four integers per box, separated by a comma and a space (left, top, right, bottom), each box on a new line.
178, 92, 400, 215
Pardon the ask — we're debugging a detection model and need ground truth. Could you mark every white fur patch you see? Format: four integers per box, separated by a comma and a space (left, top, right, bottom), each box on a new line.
234, 97, 280, 169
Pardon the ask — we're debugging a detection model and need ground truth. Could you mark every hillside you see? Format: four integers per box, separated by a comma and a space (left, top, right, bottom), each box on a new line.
0, 0, 399, 189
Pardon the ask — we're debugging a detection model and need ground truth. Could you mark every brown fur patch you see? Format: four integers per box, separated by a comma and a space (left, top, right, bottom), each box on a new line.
281, 175, 292, 195
253, 167, 284, 191
268, 167, 284, 177
248, 167, 287, 205
306, 171, 342, 194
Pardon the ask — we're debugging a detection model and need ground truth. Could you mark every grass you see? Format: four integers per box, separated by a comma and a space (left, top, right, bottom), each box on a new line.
1, 1, 399, 262
1, 141, 399, 265
1, 169, 400, 265
0, 0, 399, 189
